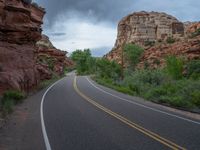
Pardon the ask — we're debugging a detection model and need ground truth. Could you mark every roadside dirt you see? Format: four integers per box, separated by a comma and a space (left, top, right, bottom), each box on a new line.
0, 89, 46, 150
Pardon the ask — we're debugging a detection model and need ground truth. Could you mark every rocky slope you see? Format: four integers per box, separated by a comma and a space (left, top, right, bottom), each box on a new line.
36, 35, 74, 80
105, 11, 200, 68
0, 0, 73, 94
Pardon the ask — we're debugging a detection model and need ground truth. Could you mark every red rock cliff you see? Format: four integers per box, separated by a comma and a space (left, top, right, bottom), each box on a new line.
105, 11, 200, 68
36, 35, 74, 80
0, 0, 45, 94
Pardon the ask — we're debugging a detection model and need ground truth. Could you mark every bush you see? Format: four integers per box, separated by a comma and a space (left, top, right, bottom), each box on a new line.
122, 69, 168, 95
166, 37, 175, 44
2, 90, 25, 105
179, 81, 200, 108
124, 44, 144, 70
96, 58, 121, 80
185, 59, 200, 79
166, 56, 184, 80
144, 41, 155, 47
2, 99, 14, 114
1, 90, 25, 115
191, 28, 200, 38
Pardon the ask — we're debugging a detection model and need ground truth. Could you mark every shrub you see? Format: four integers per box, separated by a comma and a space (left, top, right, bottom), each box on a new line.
179, 80, 200, 108
2, 90, 25, 105
166, 37, 175, 44
47, 58, 55, 71
122, 69, 167, 95
2, 99, 14, 114
191, 28, 200, 38
124, 44, 144, 70
144, 41, 155, 47
144, 80, 195, 109
185, 59, 200, 79
1, 90, 25, 115
166, 56, 184, 80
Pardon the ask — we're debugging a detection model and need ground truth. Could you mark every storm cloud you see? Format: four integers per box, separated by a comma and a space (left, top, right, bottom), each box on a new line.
34, 0, 200, 56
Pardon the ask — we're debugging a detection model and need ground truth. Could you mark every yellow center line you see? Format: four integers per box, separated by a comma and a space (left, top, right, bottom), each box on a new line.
73, 76, 186, 150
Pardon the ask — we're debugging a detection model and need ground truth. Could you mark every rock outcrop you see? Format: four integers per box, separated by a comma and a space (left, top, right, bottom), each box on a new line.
105, 11, 200, 68
0, 0, 45, 94
137, 35, 200, 69
114, 11, 184, 48
36, 35, 74, 80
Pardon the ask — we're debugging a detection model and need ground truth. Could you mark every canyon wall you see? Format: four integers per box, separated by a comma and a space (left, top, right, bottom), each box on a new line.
0, 0, 73, 94
0, 0, 45, 93
105, 11, 200, 67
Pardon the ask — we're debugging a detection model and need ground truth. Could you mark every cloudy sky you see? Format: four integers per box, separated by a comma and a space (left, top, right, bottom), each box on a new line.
34, 0, 200, 56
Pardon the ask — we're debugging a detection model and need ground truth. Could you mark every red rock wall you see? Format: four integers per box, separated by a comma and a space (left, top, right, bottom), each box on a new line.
0, 0, 45, 94
138, 35, 200, 69
36, 35, 74, 80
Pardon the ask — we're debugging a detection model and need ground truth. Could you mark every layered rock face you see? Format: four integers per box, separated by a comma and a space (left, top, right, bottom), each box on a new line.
36, 35, 74, 80
106, 11, 200, 68
114, 11, 184, 49
0, 0, 45, 93
138, 35, 200, 69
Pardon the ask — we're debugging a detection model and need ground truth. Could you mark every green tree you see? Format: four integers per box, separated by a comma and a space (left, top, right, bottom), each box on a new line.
166, 56, 184, 80
96, 58, 121, 80
123, 44, 144, 70
71, 49, 93, 75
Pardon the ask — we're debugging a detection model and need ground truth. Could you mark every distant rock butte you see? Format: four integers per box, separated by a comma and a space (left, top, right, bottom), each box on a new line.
105, 11, 200, 67
0, 0, 73, 94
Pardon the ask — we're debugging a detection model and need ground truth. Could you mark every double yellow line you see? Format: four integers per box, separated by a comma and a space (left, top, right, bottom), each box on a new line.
73, 76, 186, 150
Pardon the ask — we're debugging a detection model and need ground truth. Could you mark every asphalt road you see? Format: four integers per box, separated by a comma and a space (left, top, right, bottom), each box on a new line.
42, 74, 200, 150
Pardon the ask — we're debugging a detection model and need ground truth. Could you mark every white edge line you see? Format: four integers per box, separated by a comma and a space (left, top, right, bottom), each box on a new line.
40, 78, 65, 150
86, 77, 200, 125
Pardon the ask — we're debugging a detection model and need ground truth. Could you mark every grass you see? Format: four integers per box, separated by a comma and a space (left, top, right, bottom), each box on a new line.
0, 73, 66, 118
94, 77, 134, 95
0, 90, 26, 116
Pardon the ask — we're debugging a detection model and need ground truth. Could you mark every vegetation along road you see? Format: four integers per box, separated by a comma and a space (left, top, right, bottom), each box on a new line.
41, 73, 200, 150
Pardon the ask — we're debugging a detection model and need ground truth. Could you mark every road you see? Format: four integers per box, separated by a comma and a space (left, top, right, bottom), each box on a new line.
41, 74, 200, 150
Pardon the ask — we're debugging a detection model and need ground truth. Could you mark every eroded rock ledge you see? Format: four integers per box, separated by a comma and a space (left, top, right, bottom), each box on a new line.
105, 11, 200, 68
0, 0, 73, 94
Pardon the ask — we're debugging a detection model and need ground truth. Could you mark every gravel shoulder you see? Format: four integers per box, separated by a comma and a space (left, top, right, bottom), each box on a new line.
0, 88, 46, 150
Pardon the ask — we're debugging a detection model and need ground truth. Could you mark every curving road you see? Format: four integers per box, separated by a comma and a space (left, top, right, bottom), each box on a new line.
41, 74, 200, 150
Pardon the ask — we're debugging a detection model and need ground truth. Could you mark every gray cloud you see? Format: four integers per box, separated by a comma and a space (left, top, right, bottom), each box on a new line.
35, 0, 134, 27
34, 0, 200, 56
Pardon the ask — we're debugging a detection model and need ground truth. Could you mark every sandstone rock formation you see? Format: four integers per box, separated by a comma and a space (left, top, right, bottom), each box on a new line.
0, 0, 45, 94
114, 11, 184, 48
36, 35, 74, 80
105, 11, 200, 68
137, 35, 200, 69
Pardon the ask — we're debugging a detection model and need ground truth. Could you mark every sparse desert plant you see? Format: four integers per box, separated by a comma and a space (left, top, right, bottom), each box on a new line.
1, 90, 25, 115
2, 90, 25, 104
166, 37, 175, 44
144, 40, 155, 47
191, 28, 200, 38
1, 99, 14, 114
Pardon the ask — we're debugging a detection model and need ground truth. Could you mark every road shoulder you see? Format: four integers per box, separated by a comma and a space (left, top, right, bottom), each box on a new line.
0, 89, 47, 150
